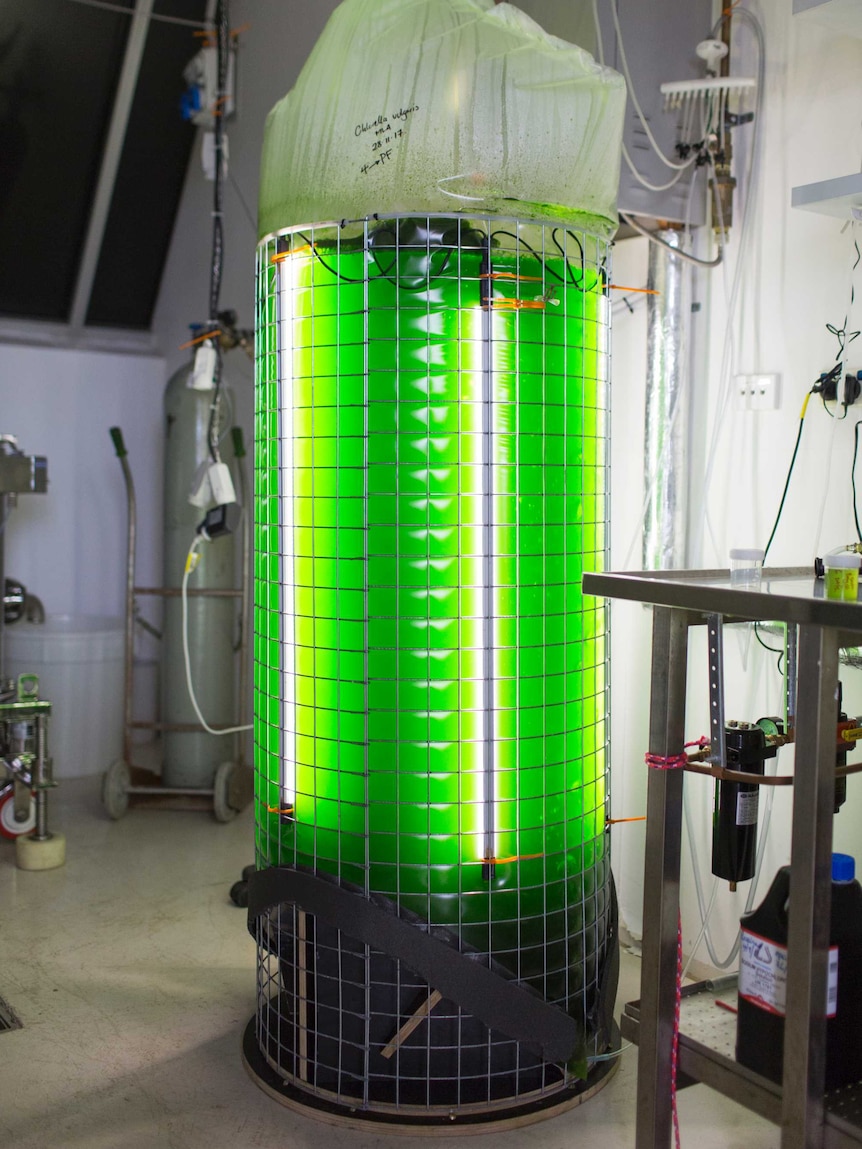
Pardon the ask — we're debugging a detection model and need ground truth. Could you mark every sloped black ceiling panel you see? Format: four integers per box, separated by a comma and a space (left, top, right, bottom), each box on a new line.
86, 0, 207, 329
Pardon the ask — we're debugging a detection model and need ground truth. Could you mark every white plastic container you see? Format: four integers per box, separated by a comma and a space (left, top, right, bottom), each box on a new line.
729, 547, 765, 586
5, 616, 124, 778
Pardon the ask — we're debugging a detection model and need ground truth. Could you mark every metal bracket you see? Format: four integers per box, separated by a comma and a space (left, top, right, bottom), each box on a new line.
707, 613, 727, 770
3, 755, 33, 788
786, 623, 798, 730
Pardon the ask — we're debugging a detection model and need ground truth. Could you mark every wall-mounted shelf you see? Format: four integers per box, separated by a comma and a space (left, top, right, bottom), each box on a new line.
793, 0, 862, 38
791, 173, 862, 221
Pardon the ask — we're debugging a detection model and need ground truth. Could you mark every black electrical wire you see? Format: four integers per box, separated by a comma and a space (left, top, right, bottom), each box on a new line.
853, 422, 862, 543
820, 391, 849, 420
297, 229, 453, 289
206, 0, 230, 463
489, 230, 567, 284
762, 390, 814, 563
753, 620, 784, 676
551, 228, 586, 287
293, 223, 590, 299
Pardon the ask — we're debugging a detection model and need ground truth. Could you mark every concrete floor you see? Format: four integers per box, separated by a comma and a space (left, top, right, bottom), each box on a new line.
0, 776, 778, 1148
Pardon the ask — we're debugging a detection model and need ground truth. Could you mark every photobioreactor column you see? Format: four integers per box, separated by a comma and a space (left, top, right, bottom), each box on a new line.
246, 214, 615, 1124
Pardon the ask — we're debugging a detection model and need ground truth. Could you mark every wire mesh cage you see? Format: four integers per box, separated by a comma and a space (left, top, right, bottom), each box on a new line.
247, 213, 616, 1125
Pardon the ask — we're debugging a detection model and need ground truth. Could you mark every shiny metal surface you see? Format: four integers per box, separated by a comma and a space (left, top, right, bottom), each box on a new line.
586, 568, 862, 1148
782, 623, 838, 1148
706, 614, 727, 770
636, 606, 693, 1147
642, 229, 690, 571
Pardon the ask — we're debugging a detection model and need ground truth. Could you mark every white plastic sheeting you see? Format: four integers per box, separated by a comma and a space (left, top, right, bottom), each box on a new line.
258, 0, 626, 237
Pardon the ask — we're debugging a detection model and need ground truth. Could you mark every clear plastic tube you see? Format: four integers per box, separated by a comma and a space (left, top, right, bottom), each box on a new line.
182, 535, 252, 736
683, 721, 780, 973
695, 8, 766, 565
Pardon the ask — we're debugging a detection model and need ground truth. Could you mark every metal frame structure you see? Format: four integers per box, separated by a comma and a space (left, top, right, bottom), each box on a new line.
247, 213, 618, 1125
101, 426, 252, 819
582, 565, 862, 1149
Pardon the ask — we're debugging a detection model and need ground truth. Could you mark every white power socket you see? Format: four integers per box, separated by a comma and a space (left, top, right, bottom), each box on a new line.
734, 373, 781, 412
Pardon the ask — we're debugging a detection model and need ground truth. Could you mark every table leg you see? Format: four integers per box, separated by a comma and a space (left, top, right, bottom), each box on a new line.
636, 606, 690, 1148
780, 623, 837, 1149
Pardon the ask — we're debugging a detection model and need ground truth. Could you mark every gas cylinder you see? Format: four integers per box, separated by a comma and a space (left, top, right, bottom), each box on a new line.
160, 346, 236, 788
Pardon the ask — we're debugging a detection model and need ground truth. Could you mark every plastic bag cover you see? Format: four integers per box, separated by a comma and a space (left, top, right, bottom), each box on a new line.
258, 0, 625, 238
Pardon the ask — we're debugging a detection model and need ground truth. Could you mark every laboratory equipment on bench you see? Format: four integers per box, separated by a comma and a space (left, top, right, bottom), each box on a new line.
243, 0, 626, 1130
711, 722, 776, 889
0, 675, 64, 869
0, 437, 63, 870
582, 566, 862, 1145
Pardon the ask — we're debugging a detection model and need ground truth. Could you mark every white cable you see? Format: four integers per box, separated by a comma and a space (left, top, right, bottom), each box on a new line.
694, 5, 766, 565
589, 1040, 634, 1063
622, 144, 694, 193
182, 535, 252, 736
621, 210, 724, 270
681, 878, 719, 981
813, 413, 841, 559
593, 0, 698, 195
602, 0, 697, 171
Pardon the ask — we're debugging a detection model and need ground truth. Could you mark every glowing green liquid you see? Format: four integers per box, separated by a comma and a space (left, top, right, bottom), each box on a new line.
254, 228, 608, 989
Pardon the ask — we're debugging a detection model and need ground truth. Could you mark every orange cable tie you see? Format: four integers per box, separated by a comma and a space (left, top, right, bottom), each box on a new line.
480, 271, 545, 283
265, 804, 295, 816
271, 246, 312, 264
178, 328, 221, 351
607, 816, 647, 825
465, 851, 545, 866
491, 299, 546, 311
609, 284, 660, 295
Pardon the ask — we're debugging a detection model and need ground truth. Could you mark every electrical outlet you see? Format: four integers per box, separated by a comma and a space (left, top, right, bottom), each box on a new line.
734, 373, 781, 412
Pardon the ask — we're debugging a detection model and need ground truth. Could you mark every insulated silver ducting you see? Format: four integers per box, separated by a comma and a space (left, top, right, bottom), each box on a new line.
642, 229, 690, 571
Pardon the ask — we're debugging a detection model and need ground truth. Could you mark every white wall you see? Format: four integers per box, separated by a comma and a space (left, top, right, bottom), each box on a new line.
686, 0, 862, 965
607, 0, 862, 962
1, 345, 164, 620
1, 345, 165, 742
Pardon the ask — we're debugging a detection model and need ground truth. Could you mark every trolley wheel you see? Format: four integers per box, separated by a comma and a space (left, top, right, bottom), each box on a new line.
102, 760, 130, 820
0, 790, 36, 840
241, 863, 256, 882
213, 760, 239, 823
16, 832, 66, 871
230, 880, 249, 908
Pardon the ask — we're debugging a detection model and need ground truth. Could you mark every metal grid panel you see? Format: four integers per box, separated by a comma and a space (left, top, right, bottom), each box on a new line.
252, 214, 612, 1114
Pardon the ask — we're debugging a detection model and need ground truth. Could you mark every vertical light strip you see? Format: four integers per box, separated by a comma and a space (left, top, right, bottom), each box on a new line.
480, 237, 495, 866
278, 255, 296, 809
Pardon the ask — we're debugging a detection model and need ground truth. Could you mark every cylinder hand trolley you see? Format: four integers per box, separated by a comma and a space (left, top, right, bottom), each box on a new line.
0, 674, 65, 869
101, 427, 252, 821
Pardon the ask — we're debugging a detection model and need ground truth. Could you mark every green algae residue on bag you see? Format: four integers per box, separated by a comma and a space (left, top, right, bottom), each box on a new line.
258, 0, 626, 238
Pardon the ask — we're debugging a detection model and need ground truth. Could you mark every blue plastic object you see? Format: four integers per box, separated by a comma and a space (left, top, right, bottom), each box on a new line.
833, 852, 856, 882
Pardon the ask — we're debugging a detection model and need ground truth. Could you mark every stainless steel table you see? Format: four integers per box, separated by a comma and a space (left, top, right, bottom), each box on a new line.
582, 566, 862, 1149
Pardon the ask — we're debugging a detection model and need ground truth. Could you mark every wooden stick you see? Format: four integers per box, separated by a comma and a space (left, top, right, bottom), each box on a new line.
380, 990, 443, 1060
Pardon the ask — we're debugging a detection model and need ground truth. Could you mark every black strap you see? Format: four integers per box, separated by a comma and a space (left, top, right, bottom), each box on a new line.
248, 865, 584, 1065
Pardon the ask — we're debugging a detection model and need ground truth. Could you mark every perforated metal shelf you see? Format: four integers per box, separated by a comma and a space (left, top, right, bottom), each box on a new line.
622, 979, 862, 1147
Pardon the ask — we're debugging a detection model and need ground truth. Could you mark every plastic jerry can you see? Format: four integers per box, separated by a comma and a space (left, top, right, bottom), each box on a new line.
736, 853, 862, 1091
